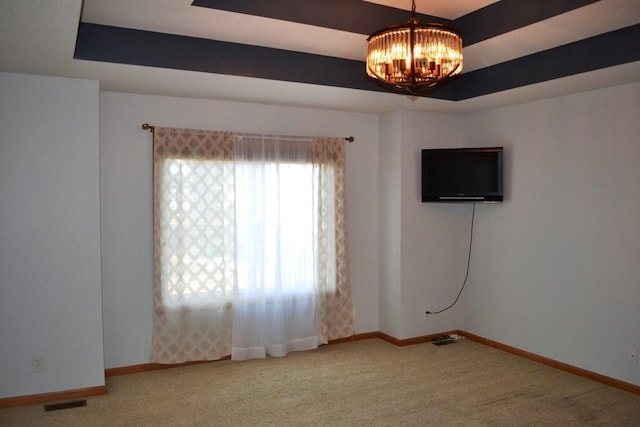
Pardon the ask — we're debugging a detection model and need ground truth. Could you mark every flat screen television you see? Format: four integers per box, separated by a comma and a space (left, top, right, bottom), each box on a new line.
421, 147, 504, 203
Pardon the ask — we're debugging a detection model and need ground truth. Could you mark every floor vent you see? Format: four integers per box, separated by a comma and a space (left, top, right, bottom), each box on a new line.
44, 400, 87, 412
431, 335, 457, 346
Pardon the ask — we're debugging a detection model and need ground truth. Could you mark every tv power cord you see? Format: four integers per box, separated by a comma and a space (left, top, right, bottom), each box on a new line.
425, 203, 476, 316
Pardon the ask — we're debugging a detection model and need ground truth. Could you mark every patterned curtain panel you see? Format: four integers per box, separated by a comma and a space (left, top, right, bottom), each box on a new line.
313, 137, 354, 342
151, 127, 353, 364
151, 128, 236, 363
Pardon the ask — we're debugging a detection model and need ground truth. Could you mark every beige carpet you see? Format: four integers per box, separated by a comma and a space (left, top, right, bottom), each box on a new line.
2, 338, 640, 426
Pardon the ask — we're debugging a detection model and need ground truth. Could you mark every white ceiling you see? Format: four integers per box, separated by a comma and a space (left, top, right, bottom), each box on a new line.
1, 0, 639, 114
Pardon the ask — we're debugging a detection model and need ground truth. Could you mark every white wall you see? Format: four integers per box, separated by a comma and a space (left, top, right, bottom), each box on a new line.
3, 72, 636, 393
378, 110, 469, 339
378, 111, 403, 337
0, 73, 104, 398
377, 86, 640, 386
462, 82, 640, 386
99, 92, 380, 368
398, 111, 468, 339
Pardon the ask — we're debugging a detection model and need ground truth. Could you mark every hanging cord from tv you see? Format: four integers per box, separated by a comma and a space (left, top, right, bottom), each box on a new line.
426, 203, 476, 315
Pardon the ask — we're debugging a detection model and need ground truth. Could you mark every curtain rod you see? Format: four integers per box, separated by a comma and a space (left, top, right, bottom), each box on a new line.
141, 123, 354, 142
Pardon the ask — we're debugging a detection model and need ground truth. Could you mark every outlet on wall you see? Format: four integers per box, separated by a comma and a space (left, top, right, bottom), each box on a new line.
628, 348, 638, 364
32, 354, 44, 372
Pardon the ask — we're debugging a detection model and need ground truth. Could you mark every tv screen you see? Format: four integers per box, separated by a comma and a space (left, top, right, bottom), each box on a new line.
421, 147, 504, 203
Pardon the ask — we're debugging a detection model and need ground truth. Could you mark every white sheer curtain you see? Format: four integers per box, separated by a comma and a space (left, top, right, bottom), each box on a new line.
151, 127, 354, 364
231, 134, 321, 359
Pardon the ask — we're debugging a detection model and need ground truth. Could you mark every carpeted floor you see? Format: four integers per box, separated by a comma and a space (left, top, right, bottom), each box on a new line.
2, 338, 639, 426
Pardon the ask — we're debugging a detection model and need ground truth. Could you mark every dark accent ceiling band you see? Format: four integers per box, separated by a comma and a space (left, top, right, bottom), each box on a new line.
74, 23, 640, 102
432, 24, 640, 101
74, 23, 384, 93
192, 0, 600, 47
456, 0, 600, 46
191, 0, 450, 35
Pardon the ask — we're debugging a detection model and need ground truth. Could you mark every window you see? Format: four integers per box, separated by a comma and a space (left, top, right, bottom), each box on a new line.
160, 158, 316, 306
151, 128, 353, 363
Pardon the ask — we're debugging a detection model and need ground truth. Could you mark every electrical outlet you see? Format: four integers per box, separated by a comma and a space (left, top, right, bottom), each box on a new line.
32, 354, 44, 372
423, 312, 431, 321
628, 348, 638, 364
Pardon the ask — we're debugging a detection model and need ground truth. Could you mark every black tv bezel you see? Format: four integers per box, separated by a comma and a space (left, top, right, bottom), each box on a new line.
421, 146, 504, 203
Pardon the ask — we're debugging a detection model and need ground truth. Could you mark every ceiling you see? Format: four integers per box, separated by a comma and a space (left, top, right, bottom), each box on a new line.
1, 0, 639, 114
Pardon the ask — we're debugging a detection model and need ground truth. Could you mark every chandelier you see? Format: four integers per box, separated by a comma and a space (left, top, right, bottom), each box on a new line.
366, 0, 463, 95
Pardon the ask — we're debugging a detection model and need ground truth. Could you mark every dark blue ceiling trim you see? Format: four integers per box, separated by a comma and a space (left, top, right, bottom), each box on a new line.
431, 24, 640, 101
191, 0, 450, 35
73, 22, 640, 102
74, 23, 384, 93
192, 0, 600, 48
455, 0, 600, 46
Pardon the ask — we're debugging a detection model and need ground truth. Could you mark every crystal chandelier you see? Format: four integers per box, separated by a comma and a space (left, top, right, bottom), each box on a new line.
366, 0, 463, 95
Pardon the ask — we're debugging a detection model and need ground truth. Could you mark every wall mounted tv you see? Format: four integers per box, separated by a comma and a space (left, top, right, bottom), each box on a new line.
421, 147, 504, 203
